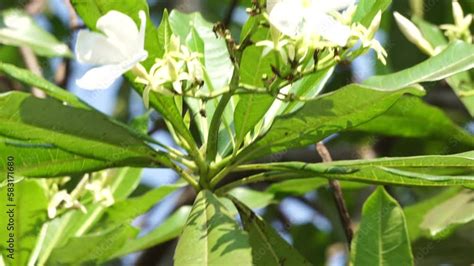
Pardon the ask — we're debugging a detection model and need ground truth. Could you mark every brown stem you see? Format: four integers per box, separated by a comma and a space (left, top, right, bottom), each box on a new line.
19, 47, 46, 98
315, 142, 354, 249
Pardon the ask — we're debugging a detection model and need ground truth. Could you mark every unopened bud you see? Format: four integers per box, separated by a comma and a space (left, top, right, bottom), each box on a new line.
394, 12, 435, 55
368, 11, 382, 40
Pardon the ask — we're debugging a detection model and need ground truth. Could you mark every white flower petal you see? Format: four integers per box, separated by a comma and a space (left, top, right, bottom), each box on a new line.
75, 30, 126, 65
269, 0, 306, 37
96, 10, 141, 56
307, 11, 351, 46
313, 0, 357, 12
138, 10, 147, 51
76, 64, 126, 90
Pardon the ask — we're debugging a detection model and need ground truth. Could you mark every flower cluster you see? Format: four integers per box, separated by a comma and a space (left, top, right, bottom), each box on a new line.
135, 34, 204, 107
259, 0, 387, 67
47, 172, 115, 219
440, 0, 472, 43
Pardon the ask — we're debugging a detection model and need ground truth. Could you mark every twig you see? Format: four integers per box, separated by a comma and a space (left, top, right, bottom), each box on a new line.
315, 142, 354, 249
19, 47, 46, 98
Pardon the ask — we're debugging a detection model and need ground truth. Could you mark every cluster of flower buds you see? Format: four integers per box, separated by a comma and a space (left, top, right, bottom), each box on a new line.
440, 0, 472, 43
47, 172, 115, 219
257, 0, 387, 70
134, 34, 205, 107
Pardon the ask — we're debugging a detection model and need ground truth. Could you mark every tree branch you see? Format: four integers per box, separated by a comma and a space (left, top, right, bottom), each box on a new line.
315, 142, 354, 249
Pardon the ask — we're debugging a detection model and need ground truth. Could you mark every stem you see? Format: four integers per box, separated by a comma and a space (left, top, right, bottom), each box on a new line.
170, 163, 200, 191
315, 142, 354, 249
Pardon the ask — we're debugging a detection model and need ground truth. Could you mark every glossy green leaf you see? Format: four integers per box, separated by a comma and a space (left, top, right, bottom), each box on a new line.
233, 151, 474, 189
232, 197, 311, 265
267, 179, 366, 197
0, 179, 48, 265
94, 184, 182, 231
174, 190, 252, 266
0, 62, 90, 109
0, 137, 115, 180
48, 225, 138, 265
404, 188, 460, 241
0, 9, 71, 57
353, 96, 474, 147
420, 189, 474, 238
0, 91, 171, 167
112, 206, 191, 258
169, 10, 235, 156
227, 187, 275, 210
353, 0, 392, 26
237, 84, 425, 162
364, 41, 474, 89
351, 187, 414, 266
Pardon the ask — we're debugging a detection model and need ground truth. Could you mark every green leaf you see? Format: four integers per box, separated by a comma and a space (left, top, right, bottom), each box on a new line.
0, 137, 116, 180
267, 179, 366, 197
353, 0, 392, 26
157, 9, 172, 57
447, 71, 474, 117
0, 62, 90, 109
227, 187, 275, 210
404, 188, 460, 241
420, 189, 474, 238
0, 9, 71, 57
353, 96, 474, 147
169, 10, 235, 156
0, 91, 171, 166
231, 197, 311, 265
234, 151, 474, 189
364, 41, 474, 89
237, 84, 425, 162
0, 179, 48, 265
48, 225, 138, 265
112, 206, 191, 258
174, 190, 252, 266
94, 184, 183, 231
351, 187, 414, 266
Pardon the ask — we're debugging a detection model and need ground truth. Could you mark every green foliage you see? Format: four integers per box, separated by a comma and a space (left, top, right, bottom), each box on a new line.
174, 190, 253, 265
0, 179, 48, 265
351, 187, 414, 266
232, 197, 312, 265
0, 92, 171, 168
236, 85, 424, 162
0, 0, 472, 264
364, 41, 474, 89
0, 9, 71, 57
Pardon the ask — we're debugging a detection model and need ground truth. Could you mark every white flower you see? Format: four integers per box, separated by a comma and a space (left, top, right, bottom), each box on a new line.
75, 10, 148, 90
48, 190, 86, 218
268, 0, 355, 46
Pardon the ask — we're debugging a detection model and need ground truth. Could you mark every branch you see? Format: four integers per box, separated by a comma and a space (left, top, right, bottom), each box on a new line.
19, 47, 46, 98
315, 142, 354, 249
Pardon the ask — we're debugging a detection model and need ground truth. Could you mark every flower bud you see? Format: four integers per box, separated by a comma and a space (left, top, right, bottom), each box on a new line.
394, 12, 435, 55
367, 11, 382, 40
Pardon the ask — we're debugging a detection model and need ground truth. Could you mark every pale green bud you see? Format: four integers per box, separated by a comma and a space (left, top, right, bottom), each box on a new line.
394, 12, 435, 55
